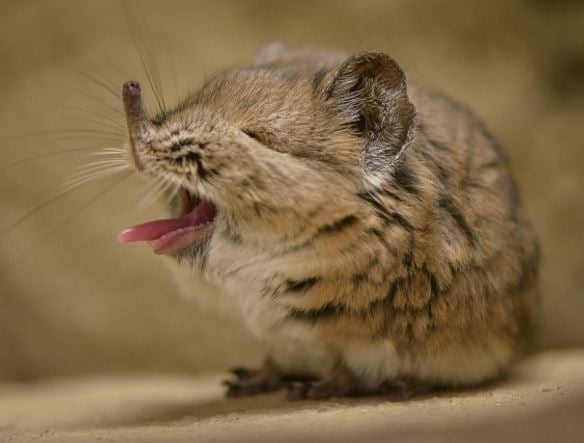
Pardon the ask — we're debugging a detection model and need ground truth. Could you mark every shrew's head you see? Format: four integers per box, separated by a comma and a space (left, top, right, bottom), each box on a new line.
118, 49, 416, 261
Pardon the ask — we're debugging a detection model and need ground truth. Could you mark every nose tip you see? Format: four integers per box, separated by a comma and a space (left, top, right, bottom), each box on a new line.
122, 80, 141, 96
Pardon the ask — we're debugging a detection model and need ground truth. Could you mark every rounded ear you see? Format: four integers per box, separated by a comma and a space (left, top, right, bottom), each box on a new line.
325, 52, 416, 175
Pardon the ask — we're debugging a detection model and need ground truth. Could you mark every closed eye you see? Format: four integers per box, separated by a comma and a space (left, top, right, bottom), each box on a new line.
241, 128, 282, 153
241, 128, 263, 143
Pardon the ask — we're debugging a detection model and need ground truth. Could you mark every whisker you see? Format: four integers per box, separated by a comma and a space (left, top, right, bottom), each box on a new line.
51, 127, 123, 137
0, 166, 124, 244
151, 180, 179, 209
67, 163, 129, 181
6, 114, 123, 138
162, 181, 180, 206
63, 165, 127, 185
66, 165, 129, 184
63, 115, 126, 134
0, 130, 115, 150
141, 173, 180, 210
139, 9, 167, 111
91, 148, 126, 156
0, 129, 125, 150
0, 133, 124, 151
76, 158, 129, 170
65, 88, 125, 117
79, 71, 121, 100
90, 152, 127, 160
62, 106, 126, 130
62, 158, 129, 183
62, 164, 130, 192
3, 172, 133, 266
124, 2, 166, 113
138, 176, 168, 209
45, 135, 124, 144
0, 147, 123, 174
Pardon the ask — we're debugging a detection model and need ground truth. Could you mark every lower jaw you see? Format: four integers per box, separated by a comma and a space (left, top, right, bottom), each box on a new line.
148, 224, 214, 255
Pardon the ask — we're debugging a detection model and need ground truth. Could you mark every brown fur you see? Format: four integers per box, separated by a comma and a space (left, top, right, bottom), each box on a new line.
124, 44, 539, 397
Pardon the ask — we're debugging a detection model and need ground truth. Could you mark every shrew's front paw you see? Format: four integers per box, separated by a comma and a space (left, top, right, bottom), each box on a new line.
286, 364, 358, 400
223, 360, 284, 398
286, 379, 356, 400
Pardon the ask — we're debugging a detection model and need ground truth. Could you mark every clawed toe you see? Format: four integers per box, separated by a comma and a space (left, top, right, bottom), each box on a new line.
223, 378, 280, 398
226, 361, 437, 401
380, 377, 436, 401
286, 380, 353, 400
223, 362, 284, 398
286, 381, 311, 400
285, 363, 358, 400
226, 361, 387, 400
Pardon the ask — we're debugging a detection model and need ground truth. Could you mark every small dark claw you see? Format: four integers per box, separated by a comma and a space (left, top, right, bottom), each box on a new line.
286, 381, 311, 400
223, 363, 285, 398
381, 378, 435, 401
222, 380, 242, 398
224, 381, 242, 398
287, 380, 353, 400
224, 378, 273, 397
307, 383, 352, 400
286, 363, 359, 400
384, 383, 411, 401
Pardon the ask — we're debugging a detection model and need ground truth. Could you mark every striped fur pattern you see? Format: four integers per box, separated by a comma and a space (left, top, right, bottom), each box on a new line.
131, 45, 539, 395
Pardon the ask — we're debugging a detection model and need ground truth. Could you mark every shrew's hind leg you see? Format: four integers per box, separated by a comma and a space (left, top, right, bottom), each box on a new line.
286, 363, 360, 400
285, 365, 439, 400
223, 358, 285, 397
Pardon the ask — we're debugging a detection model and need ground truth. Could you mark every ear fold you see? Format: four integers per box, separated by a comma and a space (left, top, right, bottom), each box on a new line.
325, 52, 416, 176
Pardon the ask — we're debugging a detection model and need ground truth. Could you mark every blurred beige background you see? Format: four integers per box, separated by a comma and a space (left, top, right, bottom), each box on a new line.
0, 0, 583, 381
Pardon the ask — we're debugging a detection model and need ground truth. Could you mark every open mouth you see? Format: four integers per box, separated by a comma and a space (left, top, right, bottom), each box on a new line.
117, 187, 217, 255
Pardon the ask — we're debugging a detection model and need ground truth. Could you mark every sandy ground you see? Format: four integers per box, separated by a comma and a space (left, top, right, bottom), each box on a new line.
1, 348, 583, 443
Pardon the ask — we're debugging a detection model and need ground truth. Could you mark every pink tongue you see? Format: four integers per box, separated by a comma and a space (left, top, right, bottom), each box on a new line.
117, 200, 215, 243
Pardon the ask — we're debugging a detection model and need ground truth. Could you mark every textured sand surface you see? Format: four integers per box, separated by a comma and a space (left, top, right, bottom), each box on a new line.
1, 349, 583, 442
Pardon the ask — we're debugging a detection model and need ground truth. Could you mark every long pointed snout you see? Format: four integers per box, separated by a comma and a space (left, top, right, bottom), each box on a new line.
122, 80, 147, 171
